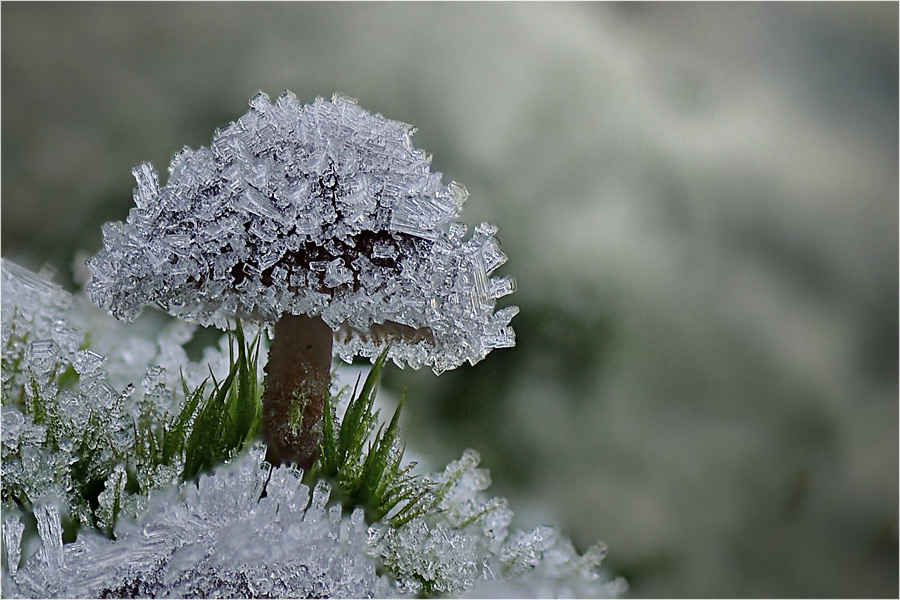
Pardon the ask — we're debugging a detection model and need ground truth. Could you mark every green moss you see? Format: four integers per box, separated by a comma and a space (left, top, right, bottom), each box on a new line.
314, 348, 433, 526
182, 320, 262, 480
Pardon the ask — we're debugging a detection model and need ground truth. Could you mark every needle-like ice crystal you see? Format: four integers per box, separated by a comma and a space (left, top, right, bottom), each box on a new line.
86, 92, 518, 374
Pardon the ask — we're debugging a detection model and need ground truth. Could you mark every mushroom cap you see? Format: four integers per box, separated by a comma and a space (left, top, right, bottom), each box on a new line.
86, 92, 517, 373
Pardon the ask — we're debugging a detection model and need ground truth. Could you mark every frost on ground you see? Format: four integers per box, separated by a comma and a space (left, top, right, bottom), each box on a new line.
1, 260, 625, 598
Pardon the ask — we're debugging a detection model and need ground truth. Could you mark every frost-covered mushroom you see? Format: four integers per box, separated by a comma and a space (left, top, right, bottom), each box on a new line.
87, 91, 517, 468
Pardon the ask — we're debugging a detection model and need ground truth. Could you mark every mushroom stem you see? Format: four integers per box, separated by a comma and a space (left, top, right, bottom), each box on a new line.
262, 313, 333, 469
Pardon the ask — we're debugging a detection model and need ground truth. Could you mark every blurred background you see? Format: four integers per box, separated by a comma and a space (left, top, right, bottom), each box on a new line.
2, 3, 897, 597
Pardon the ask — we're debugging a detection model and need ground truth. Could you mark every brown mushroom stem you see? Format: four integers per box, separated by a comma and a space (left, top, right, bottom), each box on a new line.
262, 313, 333, 469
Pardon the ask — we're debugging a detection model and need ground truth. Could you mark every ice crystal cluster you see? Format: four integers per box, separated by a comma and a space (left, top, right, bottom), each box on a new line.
5, 444, 391, 599
372, 449, 625, 598
86, 91, 517, 374
2, 260, 623, 599
1, 259, 152, 533
5, 443, 624, 599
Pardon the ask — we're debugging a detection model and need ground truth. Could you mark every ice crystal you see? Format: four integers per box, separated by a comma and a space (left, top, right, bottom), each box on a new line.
86, 91, 517, 374
3, 513, 25, 575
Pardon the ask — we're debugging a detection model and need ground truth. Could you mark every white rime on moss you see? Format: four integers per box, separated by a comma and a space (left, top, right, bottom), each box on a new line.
372, 449, 627, 598
2, 259, 133, 531
5, 444, 624, 599
1, 259, 230, 535
86, 91, 518, 374
6, 444, 391, 599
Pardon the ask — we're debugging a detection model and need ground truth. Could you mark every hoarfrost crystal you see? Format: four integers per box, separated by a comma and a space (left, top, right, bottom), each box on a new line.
6, 446, 391, 599
86, 91, 517, 373
371, 449, 626, 598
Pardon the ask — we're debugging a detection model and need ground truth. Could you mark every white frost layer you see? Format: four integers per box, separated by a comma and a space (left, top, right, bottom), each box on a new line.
6, 444, 391, 599
5, 446, 625, 599
86, 92, 517, 374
